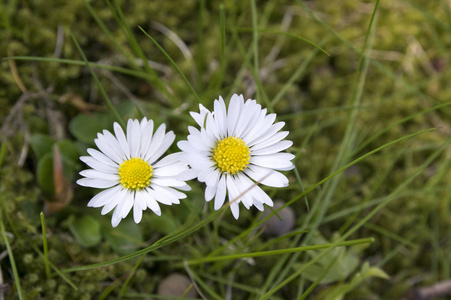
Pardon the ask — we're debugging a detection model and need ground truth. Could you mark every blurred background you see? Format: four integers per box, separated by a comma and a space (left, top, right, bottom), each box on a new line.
0, 0, 450, 299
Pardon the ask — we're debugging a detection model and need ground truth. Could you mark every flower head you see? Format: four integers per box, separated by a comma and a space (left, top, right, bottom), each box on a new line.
77, 118, 190, 227
178, 94, 294, 218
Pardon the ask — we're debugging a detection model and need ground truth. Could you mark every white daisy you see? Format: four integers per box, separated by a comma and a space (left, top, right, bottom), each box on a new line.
77, 118, 190, 227
177, 94, 294, 219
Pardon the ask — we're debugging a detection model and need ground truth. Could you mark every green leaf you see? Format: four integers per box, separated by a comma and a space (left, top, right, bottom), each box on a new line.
295, 233, 360, 284
68, 215, 102, 247
103, 218, 143, 255
68, 101, 136, 145
69, 113, 115, 144
30, 134, 55, 160
36, 146, 80, 194
37, 153, 54, 194
361, 266, 390, 280
316, 262, 389, 300
57, 140, 79, 164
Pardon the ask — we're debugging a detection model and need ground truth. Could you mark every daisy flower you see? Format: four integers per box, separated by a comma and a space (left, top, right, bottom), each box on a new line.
177, 94, 294, 219
77, 118, 190, 227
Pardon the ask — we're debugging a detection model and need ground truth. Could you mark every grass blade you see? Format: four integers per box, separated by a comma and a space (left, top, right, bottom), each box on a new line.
40, 212, 50, 279
0, 206, 24, 300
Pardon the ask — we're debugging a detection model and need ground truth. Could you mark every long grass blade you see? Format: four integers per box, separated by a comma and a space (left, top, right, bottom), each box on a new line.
0, 207, 24, 300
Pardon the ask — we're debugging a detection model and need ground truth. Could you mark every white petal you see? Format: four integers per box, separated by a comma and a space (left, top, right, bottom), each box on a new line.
101, 188, 126, 215
241, 109, 267, 142
226, 174, 241, 206
227, 94, 242, 136
102, 129, 127, 160
128, 119, 141, 158
138, 189, 161, 214
147, 185, 178, 205
87, 185, 122, 207
230, 201, 240, 219
254, 200, 264, 211
111, 193, 128, 226
95, 134, 123, 164
252, 185, 273, 206
205, 169, 220, 187
246, 178, 272, 208
153, 163, 188, 177
198, 167, 215, 182
206, 113, 220, 140
147, 131, 175, 164
77, 178, 118, 189
244, 114, 277, 145
250, 153, 295, 170
153, 152, 183, 168
214, 175, 227, 210
139, 119, 154, 157
164, 186, 186, 199
177, 184, 192, 192
134, 191, 147, 210
176, 169, 200, 181
187, 131, 211, 151
144, 123, 166, 161
251, 140, 292, 156
80, 156, 117, 173
251, 131, 289, 151
120, 191, 135, 219
233, 99, 258, 137
151, 177, 186, 187
235, 174, 253, 209
111, 215, 121, 227
87, 148, 118, 168
244, 165, 289, 187
205, 184, 217, 201
240, 103, 263, 138
200, 127, 215, 148
140, 117, 148, 128
114, 123, 131, 159
133, 199, 143, 223
190, 104, 210, 128
79, 169, 119, 181
214, 97, 227, 137
181, 154, 215, 171
177, 140, 210, 156
248, 122, 285, 147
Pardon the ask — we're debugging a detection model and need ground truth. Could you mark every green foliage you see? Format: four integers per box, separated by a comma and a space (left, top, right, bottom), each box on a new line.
317, 262, 389, 300
69, 113, 115, 145
295, 233, 361, 284
31, 136, 80, 194
67, 215, 102, 248
68, 101, 136, 144
1, 0, 451, 299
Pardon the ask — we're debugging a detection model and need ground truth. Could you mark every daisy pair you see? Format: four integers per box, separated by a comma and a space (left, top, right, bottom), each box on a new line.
77, 94, 294, 227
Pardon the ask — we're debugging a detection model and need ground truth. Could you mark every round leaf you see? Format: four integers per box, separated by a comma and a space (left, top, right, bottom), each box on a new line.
68, 215, 101, 247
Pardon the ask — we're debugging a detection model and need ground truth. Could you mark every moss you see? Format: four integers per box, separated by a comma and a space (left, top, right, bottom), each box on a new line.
1, 0, 451, 299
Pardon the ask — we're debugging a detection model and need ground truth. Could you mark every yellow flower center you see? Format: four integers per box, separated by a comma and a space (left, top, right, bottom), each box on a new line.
212, 136, 250, 175
118, 158, 153, 191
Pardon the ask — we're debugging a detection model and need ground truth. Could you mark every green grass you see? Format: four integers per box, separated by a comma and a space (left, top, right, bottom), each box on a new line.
1, 0, 450, 299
